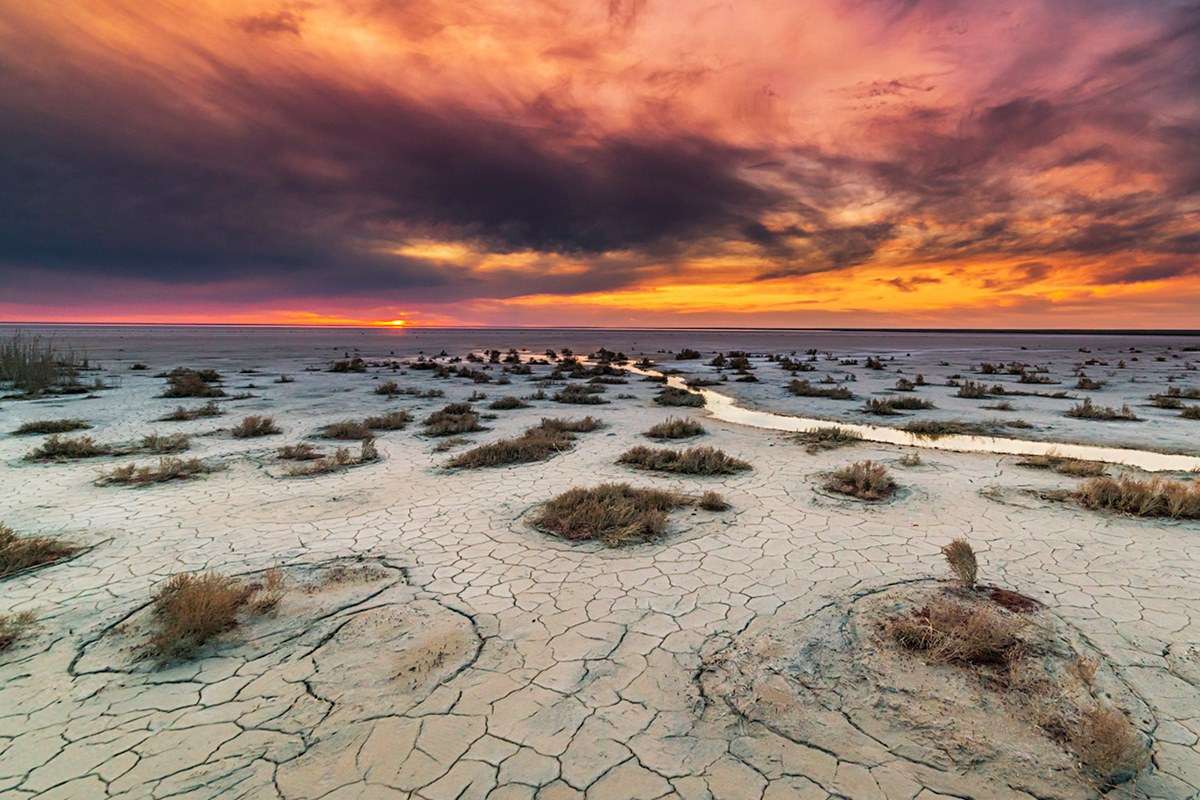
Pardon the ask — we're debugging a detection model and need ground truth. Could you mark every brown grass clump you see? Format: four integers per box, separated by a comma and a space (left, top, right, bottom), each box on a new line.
320, 420, 373, 440
13, 418, 91, 435
286, 439, 378, 476
278, 443, 321, 461
0, 610, 36, 652
447, 417, 601, 469
862, 396, 935, 415
488, 395, 530, 410
644, 417, 705, 439
374, 379, 401, 396
793, 427, 861, 453
698, 491, 730, 511
1069, 705, 1151, 784
145, 572, 268, 661
159, 401, 222, 421
1074, 475, 1200, 519
886, 597, 1026, 667
26, 434, 113, 461
899, 452, 922, 467
139, 433, 190, 454
531, 483, 691, 546
1181, 405, 1200, 420
618, 445, 751, 475
824, 460, 896, 500
1, 522, 81, 578
161, 369, 225, 398
363, 410, 412, 430
1065, 398, 1140, 421
99, 457, 213, 486
422, 403, 485, 436
654, 387, 705, 407
553, 383, 608, 404
1017, 452, 1106, 477
788, 379, 854, 400
941, 538, 978, 588
903, 419, 1023, 438
231, 415, 281, 438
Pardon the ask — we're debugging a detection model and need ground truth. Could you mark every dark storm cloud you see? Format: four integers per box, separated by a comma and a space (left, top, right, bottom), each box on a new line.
0, 38, 779, 301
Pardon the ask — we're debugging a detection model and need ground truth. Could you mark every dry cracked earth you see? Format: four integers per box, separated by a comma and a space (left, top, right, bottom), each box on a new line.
1, 355, 1198, 799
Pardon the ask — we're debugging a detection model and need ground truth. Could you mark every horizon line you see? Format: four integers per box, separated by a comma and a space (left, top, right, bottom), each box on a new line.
1, 321, 1198, 336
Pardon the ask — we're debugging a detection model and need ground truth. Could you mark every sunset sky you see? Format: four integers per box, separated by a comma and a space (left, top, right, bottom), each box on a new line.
1, 0, 1198, 328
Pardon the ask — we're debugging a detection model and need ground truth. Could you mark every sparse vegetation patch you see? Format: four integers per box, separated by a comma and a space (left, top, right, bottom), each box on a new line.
618, 445, 751, 475
644, 417, 706, 439
447, 417, 601, 469
1, 522, 81, 579
531, 483, 694, 546
824, 460, 896, 500
13, 418, 91, 435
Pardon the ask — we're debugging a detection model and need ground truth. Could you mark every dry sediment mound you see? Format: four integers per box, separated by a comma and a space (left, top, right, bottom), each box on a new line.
701, 581, 1156, 800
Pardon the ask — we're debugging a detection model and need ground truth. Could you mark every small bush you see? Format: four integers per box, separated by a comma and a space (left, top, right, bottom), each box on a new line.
793, 427, 861, 453
447, 417, 601, 469
13, 418, 91, 435
1075, 375, 1105, 390
1065, 399, 1140, 421
863, 396, 935, 415
146, 572, 274, 661
1181, 406, 1200, 420
654, 387, 705, 407
284, 441, 376, 476
26, 435, 113, 461
278, 443, 321, 461
698, 491, 729, 511
887, 598, 1025, 666
554, 384, 608, 405
139, 433, 190, 454
899, 452, 922, 467
489, 396, 530, 410
363, 410, 412, 430
532, 483, 692, 546
374, 380, 401, 396
99, 457, 213, 486
824, 460, 896, 500
0, 332, 85, 396
423, 403, 485, 436
160, 401, 222, 421
0, 611, 36, 652
231, 416, 281, 438
162, 369, 225, 398
1069, 705, 1151, 784
1074, 476, 1200, 519
644, 417, 705, 439
788, 379, 854, 400
320, 420, 372, 440
956, 380, 992, 399
941, 538, 977, 588
676, 348, 702, 360
1, 522, 80, 578
329, 358, 366, 373
618, 445, 751, 475
984, 401, 1016, 411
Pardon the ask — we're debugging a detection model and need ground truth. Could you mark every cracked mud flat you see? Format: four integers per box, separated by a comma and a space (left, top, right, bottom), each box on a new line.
1, 343, 1199, 799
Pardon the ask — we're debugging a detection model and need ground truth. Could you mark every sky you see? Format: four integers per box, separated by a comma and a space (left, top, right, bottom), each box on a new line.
1, 0, 1198, 328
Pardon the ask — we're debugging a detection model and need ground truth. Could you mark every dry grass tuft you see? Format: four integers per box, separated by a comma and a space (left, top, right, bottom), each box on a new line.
862, 396, 935, 415
139, 433, 190, 454
788, 379, 854, 400
26, 434, 113, 461
553, 383, 608, 404
13, 418, 91, 435
284, 440, 377, 476
231, 415, 281, 438
532, 483, 692, 546
447, 417, 602, 469
654, 387, 705, 407
278, 443, 321, 460
422, 403, 485, 436
1065, 398, 1140, 421
320, 420, 373, 440
644, 417, 706, 439
1181, 405, 1200, 420
941, 538, 978, 588
99, 457, 214, 486
886, 597, 1026, 666
0, 610, 36, 652
363, 410, 412, 430
1017, 452, 1106, 477
374, 379, 401, 396
159, 401, 222, 421
161, 368, 225, 398
824, 460, 896, 500
1, 522, 81, 578
1069, 705, 1151, 784
1074, 475, 1200, 519
488, 395, 530, 410
145, 571, 278, 662
618, 445, 751, 475
792, 427, 861, 453
899, 452, 922, 467
699, 491, 730, 511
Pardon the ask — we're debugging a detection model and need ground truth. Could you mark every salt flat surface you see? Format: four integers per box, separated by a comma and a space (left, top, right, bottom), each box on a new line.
0, 342, 1197, 799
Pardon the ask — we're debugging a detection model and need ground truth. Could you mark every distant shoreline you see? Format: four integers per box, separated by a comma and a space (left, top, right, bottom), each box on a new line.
1, 322, 1197, 336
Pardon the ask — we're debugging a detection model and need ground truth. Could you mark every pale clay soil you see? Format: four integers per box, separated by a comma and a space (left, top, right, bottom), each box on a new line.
1, 350, 1198, 800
